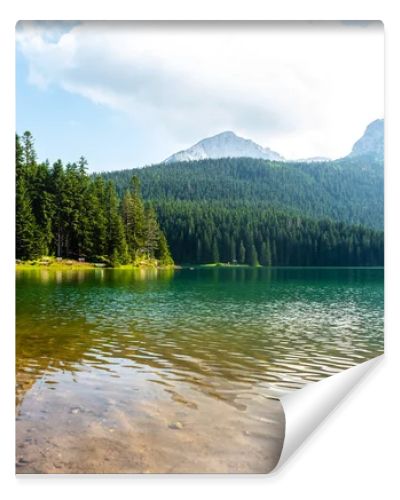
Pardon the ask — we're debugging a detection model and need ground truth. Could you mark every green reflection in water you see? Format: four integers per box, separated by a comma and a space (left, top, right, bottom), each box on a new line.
16, 267, 384, 409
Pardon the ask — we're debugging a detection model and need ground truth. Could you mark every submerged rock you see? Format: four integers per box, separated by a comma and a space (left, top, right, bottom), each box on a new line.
70, 406, 82, 415
17, 457, 30, 465
168, 421, 183, 430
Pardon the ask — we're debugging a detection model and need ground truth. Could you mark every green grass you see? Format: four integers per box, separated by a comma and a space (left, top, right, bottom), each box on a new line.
16, 256, 175, 271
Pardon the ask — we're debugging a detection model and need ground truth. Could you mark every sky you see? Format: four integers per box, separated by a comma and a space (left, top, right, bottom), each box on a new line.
16, 21, 384, 172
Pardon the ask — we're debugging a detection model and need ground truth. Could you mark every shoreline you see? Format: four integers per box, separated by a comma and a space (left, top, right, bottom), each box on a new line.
16, 258, 176, 271
15, 260, 384, 271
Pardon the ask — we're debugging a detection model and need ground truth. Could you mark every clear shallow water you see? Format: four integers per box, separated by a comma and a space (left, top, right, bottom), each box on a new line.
16, 267, 383, 473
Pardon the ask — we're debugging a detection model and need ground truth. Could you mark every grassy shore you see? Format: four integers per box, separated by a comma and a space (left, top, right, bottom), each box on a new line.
15, 258, 256, 272
16, 256, 174, 271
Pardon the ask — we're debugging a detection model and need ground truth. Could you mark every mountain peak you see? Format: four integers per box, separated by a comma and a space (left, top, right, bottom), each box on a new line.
215, 130, 237, 138
164, 131, 284, 163
348, 118, 384, 160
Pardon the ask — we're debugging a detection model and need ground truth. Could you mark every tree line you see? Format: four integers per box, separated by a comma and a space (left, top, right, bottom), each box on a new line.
154, 200, 383, 266
16, 132, 173, 266
16, 132, 384, 267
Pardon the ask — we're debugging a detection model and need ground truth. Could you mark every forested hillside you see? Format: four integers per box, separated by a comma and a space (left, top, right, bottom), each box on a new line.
15, 132, 173, 266
16, 132, 384, 267
103, 156, 383, 230
100, 155, 383, 266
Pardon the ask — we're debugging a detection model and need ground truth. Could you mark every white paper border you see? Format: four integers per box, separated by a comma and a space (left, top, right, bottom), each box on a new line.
1, 1, 398, 499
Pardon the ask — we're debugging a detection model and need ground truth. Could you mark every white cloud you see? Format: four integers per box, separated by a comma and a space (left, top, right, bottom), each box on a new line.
16, 21, 384, 161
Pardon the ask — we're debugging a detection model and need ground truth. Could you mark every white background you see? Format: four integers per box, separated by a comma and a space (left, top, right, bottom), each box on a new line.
1, 1, 399, 499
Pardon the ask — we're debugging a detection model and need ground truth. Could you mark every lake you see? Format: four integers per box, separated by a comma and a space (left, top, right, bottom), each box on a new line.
16, 267, 384, 473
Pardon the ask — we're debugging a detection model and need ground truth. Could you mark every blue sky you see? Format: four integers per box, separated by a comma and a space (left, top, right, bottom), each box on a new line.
16, 21, 383, 172
16, 49, 161, 171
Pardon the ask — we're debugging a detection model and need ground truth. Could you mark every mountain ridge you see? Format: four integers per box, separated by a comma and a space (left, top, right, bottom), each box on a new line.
164, 131, 284, 163
348, 118, 384, 160
162, 119, 383, 164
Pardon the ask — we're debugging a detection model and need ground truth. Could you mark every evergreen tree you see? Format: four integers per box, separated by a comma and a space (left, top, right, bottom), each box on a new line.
156, 231, 173, 265
142, 205, 160, 258
21, 131, 37, 174
90, 176, 108, 257
271, 239, 277, 266
130, 176, 145, 249
105, 181, 129, 264
196, 238, 202, 263
260, 240, 272, 266
238, 240, 246, 264
51, 159, 66, 257
16, 134, 40, 259
122, 190, 135, 256
247, 244, 259, 266
212, 238, 220, 263
16, 179, 40, 259
230, 238, 236, 263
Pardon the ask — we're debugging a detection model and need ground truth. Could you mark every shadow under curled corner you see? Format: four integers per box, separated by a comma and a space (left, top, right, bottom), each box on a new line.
271, 355, 383, 473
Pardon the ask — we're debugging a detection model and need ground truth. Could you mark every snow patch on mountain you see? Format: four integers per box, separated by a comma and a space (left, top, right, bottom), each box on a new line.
164, 131, 284, 163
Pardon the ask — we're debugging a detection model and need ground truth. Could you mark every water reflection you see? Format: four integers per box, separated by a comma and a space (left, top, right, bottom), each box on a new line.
15, 267, 383, 473
16, 267, 384, 409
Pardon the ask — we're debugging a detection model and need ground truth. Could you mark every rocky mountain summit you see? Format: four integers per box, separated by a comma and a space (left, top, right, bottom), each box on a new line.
164, 131, 284, 163
348, 119, 384, 160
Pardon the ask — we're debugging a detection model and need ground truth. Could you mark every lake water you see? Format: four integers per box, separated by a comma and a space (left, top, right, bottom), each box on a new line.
16, 267, 384, 473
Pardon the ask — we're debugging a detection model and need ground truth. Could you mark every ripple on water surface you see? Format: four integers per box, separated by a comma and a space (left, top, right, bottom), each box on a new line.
15, 267, 383, 472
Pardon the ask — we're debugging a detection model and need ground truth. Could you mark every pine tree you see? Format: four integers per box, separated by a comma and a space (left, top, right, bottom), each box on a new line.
16, 176, 39, 259
51, 160, 66, 257
156, 231, 173, 265
105, 181, 128, 265
271, 239, 277, 266
238, 240, 246, 264
212, 238, 219, 263
203, 233, 212, 263
90, 176, 108, 257
247, 244, 259, 266
196, 238, 202, 263
259, 240, 272, 266
230, 238, 237, 263
21, 131, 37, 174
16, 134, 40, 259
143, 205, 160, 258
130, 176, 145, 250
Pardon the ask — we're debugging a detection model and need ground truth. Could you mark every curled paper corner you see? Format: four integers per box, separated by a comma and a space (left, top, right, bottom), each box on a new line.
273, 355, 383, 472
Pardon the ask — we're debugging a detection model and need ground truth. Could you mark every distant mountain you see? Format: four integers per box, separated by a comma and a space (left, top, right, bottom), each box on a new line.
101, 118, 384, 235
348, 119, 384, 160
164, 131, 284, 163
99, 119, 384, 265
